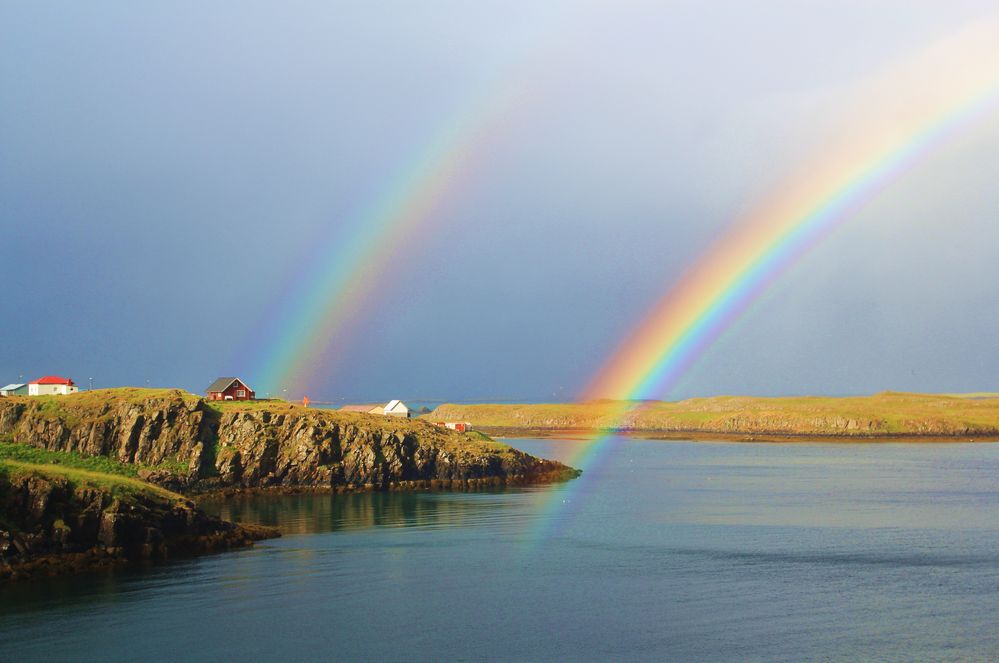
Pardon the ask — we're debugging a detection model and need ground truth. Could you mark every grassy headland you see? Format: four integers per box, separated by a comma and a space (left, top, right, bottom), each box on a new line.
0, 388, 579, 581
0, 388, 577, 492
426, 392, 999, 440
0, 458, 182, 501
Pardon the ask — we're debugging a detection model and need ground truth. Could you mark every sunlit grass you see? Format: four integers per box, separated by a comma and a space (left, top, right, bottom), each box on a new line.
0, 459, 183, 501
427, 392, 999, 436
0, 438, 188, 478
2, 388, 511, 460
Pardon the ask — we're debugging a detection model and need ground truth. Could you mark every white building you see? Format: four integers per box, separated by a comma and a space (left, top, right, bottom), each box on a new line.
340, 400, 410, 418
383, 400, 410, 418
0, 383, 27, 396
27, 376, 79, 396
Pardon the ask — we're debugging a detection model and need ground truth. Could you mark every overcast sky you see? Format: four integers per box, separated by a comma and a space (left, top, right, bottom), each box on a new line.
3, 1, 999, 402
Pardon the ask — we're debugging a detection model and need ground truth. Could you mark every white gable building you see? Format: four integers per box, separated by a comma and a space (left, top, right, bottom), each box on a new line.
383, 400, 410, 418
27, 376, 79, 396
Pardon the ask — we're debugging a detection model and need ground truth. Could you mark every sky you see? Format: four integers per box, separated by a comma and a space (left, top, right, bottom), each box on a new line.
2, 0, 999, 403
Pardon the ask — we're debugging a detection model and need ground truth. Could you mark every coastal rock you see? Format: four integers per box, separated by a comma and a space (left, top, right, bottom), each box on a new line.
0, 468, 279, 581
0, 390, 578, 493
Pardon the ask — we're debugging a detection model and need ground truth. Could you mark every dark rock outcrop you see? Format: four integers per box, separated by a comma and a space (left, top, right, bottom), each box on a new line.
0, 391, 578, 493
0, 468, 279, 581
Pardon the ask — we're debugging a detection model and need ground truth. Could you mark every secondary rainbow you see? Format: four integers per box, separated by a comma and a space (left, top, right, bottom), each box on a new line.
243, 5, 592, 398
251, 99, 509, 397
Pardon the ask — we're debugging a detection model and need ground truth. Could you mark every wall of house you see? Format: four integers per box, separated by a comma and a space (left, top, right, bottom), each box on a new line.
221, 382, 254, 400
28, 384, 77, 396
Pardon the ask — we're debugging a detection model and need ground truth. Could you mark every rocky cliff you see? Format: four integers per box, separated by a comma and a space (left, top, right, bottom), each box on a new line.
0, 389, 577, 492
0, 462, 278, 581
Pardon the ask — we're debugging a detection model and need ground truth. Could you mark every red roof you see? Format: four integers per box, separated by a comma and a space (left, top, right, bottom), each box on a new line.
32, 376, 75, 385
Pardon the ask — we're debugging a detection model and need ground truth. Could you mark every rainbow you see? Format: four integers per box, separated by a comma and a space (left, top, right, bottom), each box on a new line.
250, 97, 515, 397
586, 88, 999, 403
588, 18, 999, 404
242, 3, 592, 398
532, 19, 999, 539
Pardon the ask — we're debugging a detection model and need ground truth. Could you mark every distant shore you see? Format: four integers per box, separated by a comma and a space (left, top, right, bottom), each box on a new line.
427, 392, 999, 441
480, 427, 999, 443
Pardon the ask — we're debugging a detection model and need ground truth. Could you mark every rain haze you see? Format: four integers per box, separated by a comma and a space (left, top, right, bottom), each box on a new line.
3, 0, 999, 402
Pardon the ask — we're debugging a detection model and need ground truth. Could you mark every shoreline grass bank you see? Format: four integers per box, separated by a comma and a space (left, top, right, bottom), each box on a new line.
426, 392, 999, 440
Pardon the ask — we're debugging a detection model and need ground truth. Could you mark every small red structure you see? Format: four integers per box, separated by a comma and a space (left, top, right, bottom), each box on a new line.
205, 377, 255, 401
433, 421, 473, 433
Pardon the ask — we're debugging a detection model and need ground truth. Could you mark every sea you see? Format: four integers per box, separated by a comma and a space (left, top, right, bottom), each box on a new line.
3, 438, 999, 662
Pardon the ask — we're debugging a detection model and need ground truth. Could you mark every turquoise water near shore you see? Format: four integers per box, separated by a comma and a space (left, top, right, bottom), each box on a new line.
4, 438, 999, 661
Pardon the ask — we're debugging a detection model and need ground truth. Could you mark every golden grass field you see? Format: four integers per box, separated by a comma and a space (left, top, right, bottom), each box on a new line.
427, 392, 999, 438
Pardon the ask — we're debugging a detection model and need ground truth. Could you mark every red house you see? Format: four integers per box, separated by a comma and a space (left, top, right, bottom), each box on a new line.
206, 377, 255, 401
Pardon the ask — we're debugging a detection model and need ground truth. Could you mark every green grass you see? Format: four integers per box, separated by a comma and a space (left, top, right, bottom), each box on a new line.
0, 460, 182, 501
0, 439, 140, 477
0, 438, 189, 479
154, 455, 190, 475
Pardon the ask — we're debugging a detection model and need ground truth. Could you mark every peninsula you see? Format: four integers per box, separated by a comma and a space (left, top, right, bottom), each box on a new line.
427, 392, 999, 440
0, 389, 578, 580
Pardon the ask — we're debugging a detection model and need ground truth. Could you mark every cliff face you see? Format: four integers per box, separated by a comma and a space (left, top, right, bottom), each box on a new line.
0, 393, 210, 470
0, 390, 577, 492
0, 464, 278, 581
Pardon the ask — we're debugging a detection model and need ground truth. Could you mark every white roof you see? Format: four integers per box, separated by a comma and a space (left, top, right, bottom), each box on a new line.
384, 399, 408, 412
1, 383, 25, 391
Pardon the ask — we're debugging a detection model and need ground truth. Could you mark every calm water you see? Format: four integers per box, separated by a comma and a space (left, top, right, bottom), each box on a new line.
4, 438, 999, 662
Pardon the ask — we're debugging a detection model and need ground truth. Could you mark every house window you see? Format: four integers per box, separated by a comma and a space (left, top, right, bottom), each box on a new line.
236, 390, 245, 397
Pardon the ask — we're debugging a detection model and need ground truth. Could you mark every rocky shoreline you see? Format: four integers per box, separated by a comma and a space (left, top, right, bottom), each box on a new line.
195, 472, 576, 499
0, 463, 280, 582
476, 426, 999, 443
0, 390, 578, 580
